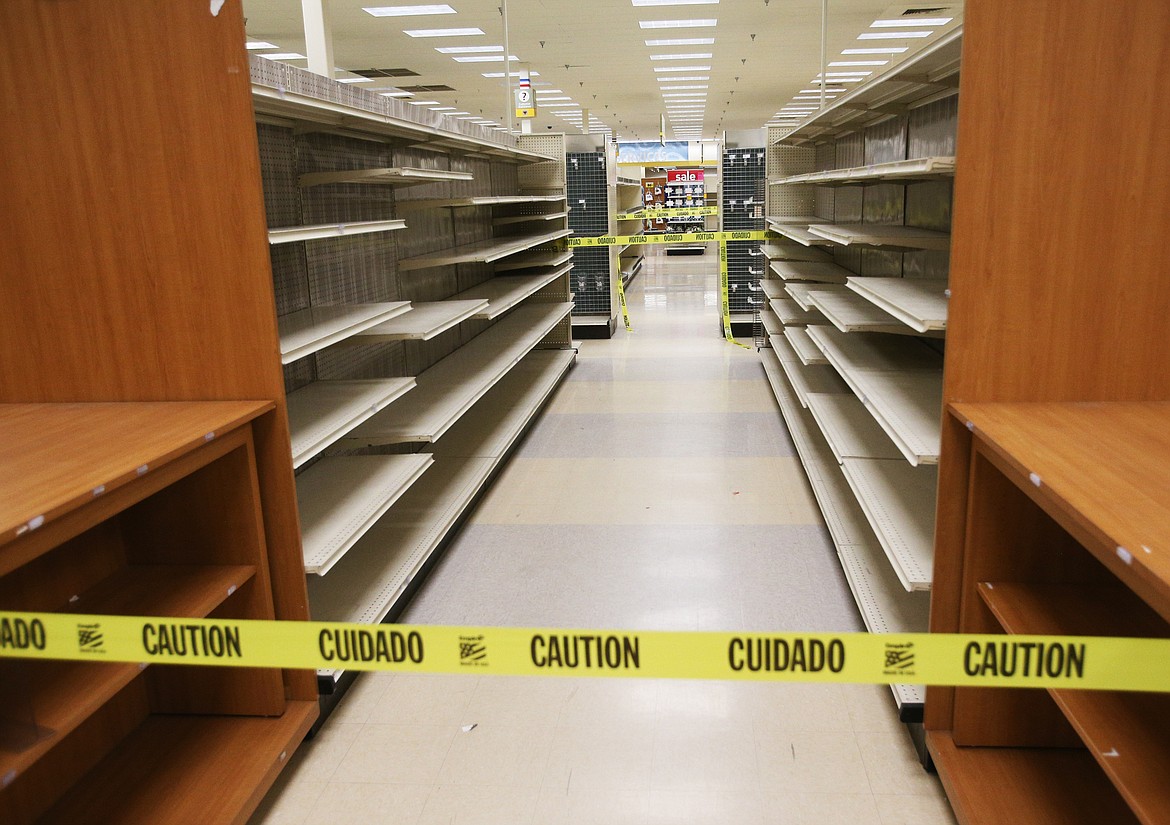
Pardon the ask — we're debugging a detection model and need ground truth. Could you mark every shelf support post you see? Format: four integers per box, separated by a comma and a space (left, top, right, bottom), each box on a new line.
301, 0, 335, 79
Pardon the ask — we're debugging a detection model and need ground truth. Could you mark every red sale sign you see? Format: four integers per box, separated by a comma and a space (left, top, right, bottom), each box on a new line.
666, 169, 705, 184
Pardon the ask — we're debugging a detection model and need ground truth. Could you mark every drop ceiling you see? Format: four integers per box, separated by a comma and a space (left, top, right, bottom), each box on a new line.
242, 0, 963, 140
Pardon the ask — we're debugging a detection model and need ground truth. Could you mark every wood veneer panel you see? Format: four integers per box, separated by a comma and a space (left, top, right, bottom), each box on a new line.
928, 731, 1140, 825
945, 0, 1170, 404
0, 2, 314, 698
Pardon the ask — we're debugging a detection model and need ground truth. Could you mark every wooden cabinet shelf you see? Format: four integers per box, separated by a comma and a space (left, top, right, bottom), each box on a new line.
296, 455, 435, 575
285, 378, 416, 468
298, 167, 473, 188
397, 229, 572, 271
69, 564, 256, 617
277, 302, 412, 364
846, 277, 948, 333
267, 219, 407, 245
349, 300, 489, 342
344, 302, 572, 445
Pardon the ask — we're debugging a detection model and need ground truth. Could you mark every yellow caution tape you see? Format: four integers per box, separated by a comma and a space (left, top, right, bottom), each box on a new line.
615, 267, 633, 332
615, 206, 719, 220
720, 241, 751, 350
565, 230, 779, 248
3, 611, 1169, 691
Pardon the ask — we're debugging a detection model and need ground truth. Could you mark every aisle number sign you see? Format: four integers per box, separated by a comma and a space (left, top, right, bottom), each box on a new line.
3, 611, 1170, 692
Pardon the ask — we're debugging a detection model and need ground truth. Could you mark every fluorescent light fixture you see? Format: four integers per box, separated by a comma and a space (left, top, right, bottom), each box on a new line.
542, 103, 581, 108
339, 77, 376, 83
448, 111, 471, 115
453, 55, 518, 62
793, 95, 837, 100
481, 70, 540, 77
435, 45, 502, 53
858, 30, 932, 39
535, 89, 564, 95
407, 99, 441, 105
639, 19, 717, 28
799, 88, 845, 93
246, 41, 278, 50
430, 106, 457, 111
456, 115, 480, 119
829, 60, 888, 66
842, 46, 908, 54
653, 65, 711, 72
537, 96, 571, 101
633, 0, 717, 5
659, 84, 708, 90
814, 71, 872, 77
364, 5, 456, 16
259, 52, 306, 60
403, 27, 485, 37
650, 53, 713, 60
657, 75, 709, 81
663, 93, 706, 98
380, 91, 414, 97
645, 37, 714, 46
871, 17, 951, 27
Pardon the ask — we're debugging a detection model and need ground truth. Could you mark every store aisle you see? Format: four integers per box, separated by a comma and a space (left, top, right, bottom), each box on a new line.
252, 248, 955, 825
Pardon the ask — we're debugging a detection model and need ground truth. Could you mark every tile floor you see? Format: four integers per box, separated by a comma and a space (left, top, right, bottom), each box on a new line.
252, 247, 955, 824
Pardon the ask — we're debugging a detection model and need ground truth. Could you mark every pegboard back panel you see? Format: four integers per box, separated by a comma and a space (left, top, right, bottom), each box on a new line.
517, 134, 566, 190
814, 143, 836, 219
766, 144, 815, 217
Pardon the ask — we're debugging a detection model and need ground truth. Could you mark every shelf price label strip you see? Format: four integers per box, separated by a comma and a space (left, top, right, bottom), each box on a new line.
615, 206, 719, 220
564, 230, 779, 248
719, 240, 751, 350
3, 611, 1170, 691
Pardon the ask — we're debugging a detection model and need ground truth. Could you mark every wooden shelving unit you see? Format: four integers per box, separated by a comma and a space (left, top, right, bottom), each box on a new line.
298, 166, 474, 188
268, 218, 407, 245
277, 302, 412, 364
927, 4, 1170, 820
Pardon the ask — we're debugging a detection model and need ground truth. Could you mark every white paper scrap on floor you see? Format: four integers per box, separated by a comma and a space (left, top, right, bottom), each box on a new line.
251, 247, 954, 825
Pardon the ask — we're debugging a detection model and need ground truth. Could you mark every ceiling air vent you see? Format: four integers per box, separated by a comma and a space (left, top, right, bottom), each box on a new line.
902, 7, 953, 15
397, 84, 457, 93
352, 68, 420, 78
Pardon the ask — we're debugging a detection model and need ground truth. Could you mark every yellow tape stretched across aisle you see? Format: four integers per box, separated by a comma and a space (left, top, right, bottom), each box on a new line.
615, 206, 719, 220
565, 230, 779, 248
3, 611, 1170, 692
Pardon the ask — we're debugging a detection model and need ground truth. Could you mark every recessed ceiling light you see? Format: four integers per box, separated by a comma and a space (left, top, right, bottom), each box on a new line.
858, 31, 931, 39
430, 106, 457, 111
403, 27, 484, 37
829, 60, 888, 66
481, 70, 540, 77
653, 66, 711, 73
633, 0, 717, 5
246, 41, 278, 50
541, 103, 581, 108
842, 46, 908, 54
453, 55, 518, 62
663, 93, 706, 97
538, 96, 572, 102
660, 85, 708, 90
871, 17, 951, 27
645, 37, 714, 46
639, 19, 717, 28
650, 53, 713, 60
407, 100, 441, 105
814, 71, 871, 77
793, 95, 837, 101
535, 89, 564, 95
448, 111, 471, 115
380, 91, 415, 97
657, 75, 709, 82
338, 77, 376, 83
456, 115, 480, 119
364, 4, 456, 16
258, 52, 306, 60
799, 88, 845, 94
435, 45, 503, 53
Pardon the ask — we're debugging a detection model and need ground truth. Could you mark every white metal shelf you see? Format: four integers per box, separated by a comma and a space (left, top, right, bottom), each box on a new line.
772, 296, 831, 327
807, 223, 951, 251
494, 249, 573, 272
345, 301, 572, 445
760, 349, 930, 710
766, 217, 834, 247
783, 327, 828, 366
786, 283, 851, 312
492, 211, 570, 226
847, 277, 948, 333
267, 219, 407, 245
805, 392, 903, 463
451, 264, 572, 320
759, 279, 786, 301
772, 335, 849, 408
805, 326, 943, 374
298, 167, 473, 188
770, 156, 956, 187
805, 327, 943, 466
278, 303, 411, 364
760, 308, 784, 339
397, 194, 565, 212
429, 349, 575, 459
286, 377, 416, 468
297, 454, 434, 575
841, 458, 937, 592
309, 349, 576, 682
351, 300, 488, 342
761, 243, 832, 263
807, 290, 936, 337
398, 229, 572, 271
770, 261, 852, 284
